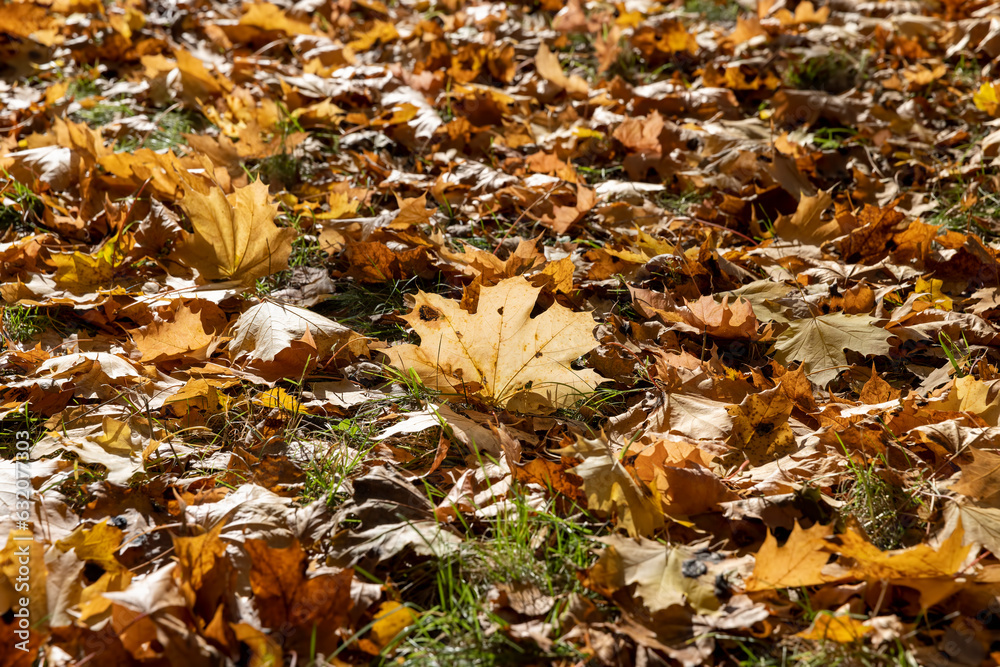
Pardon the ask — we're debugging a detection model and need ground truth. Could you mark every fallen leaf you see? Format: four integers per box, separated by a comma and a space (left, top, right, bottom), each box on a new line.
726, 385, 797, 466
175, 180, 295, 283
132, 301, 227, 362
388, 277, 605, 410
952, 448, 1000, 506
796, 612, 871, 643
229, 301, 366, 363
585, 534, 719, 614
773, 314, 892, 387
745, 522, 837, 591
535, 44, 589, 96
564, 436, 664, 538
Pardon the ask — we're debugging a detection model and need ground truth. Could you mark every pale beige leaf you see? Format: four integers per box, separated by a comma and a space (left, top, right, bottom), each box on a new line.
952, 448, 1000, 505
375, 403, 502, 457
590, 535, 719, 613
229, 301, 366, 363
32, 417, 144, 485
958, 502, 1000, 556
773, 313, 892, 387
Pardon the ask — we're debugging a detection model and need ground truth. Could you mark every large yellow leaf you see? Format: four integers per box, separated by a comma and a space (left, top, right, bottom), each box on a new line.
175, 180, 295, 283
828, 522, 970, 580
388, 276, 605, 410
239, 2, 316, 36
796, 612, 871, 643
974, 81, 999, 116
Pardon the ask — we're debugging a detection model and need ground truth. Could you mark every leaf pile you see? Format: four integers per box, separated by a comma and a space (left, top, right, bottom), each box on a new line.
3, 0, 1000, 664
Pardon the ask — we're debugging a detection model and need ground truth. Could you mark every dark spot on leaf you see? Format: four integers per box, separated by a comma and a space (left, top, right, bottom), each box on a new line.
83, 562, 106, 584
681, 559, 707, 578
755, 422, 774, 435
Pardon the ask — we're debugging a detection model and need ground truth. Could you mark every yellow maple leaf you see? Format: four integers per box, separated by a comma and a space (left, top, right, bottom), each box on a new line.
349, 20, 399, 51
726, 385, 796, 466
797, 612, 871, 643
359, 601, 418, 655
240, 2, 316, 36
828, 522, 970, 580
388, 276, 605, 410
174, 180, 295, 283
57, 521, 133, 624
974, 81, 1000, 116
745, 522, 838, 591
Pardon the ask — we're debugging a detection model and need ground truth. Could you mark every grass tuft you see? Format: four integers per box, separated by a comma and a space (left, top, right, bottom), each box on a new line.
785, 51, 860, 94
387, 491, 602, 666
1, 305, 57, 349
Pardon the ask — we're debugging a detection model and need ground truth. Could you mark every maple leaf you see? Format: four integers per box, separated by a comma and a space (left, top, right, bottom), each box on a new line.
359, 601, 418, 655
958, 502, 1000, 557
388, 276, 605, 410
772, 189, 840, 245
245, 538, 354, 632
0, 529, 48, 625
952, 448, 1000, 505
773, 0, 829, 24
535, 44, 589, 96
174, 180, 295, 283
562, 436, 664, 538
376, 402, 503, 458
649, 461, 738, 517
974, 81, 999, 116
683, 295, 759, 340
239, 2, 315, 36
32, 416, 144, 485
796, 612, 872, 643
726, 385, 797, 466
8, 0, 1000, 659
745, 521, 837, 591
613, 112, 664, 156
584, 534, 720, 613
837, 204, 907, 264
928, 375, 1000, 424
826, 523, 970, 581
229, 301, 367, 363
132, 300, 227, 363
48, 249, 116, 292
773, 313, 892, 387
172, 522, 227, 607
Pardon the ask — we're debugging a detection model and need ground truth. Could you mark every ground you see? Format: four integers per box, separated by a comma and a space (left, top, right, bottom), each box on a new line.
2, 0, 1000, 665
